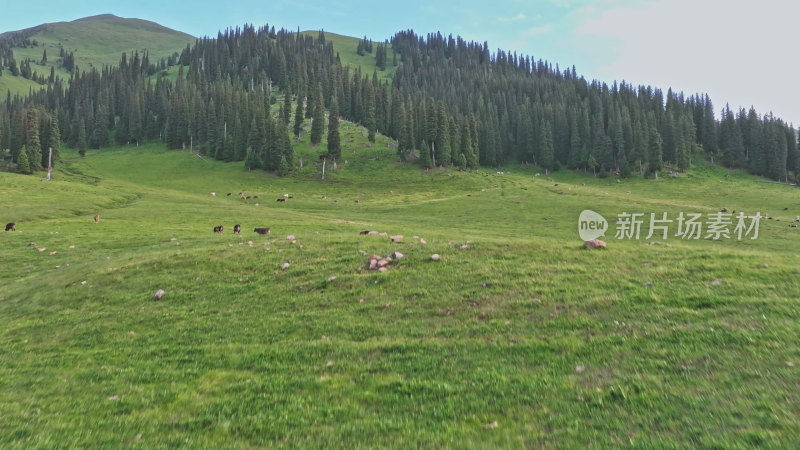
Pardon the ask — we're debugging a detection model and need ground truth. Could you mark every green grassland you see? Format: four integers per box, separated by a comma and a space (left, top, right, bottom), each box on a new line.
1, 120, 799, 447
1, 14, 194, 97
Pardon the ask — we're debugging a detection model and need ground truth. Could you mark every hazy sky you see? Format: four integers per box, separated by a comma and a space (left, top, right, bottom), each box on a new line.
1, 0, 798, 126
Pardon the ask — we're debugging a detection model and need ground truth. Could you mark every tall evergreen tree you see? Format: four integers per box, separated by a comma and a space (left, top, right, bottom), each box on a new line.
326, 95, 341, 159
293, 94, 304, 138
310, 84, 325, 146
17, 145, 32, 174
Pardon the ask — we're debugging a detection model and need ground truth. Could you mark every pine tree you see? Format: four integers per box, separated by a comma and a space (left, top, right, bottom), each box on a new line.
245, 146, 261, 170
17, 145, 32, 174
283, 87, 292, 124
365, 84, 376, 143
49, 114, 61, 167
648, 126, 663, 175
419, 139, 432, 168
539, 119, 555, 172
77, 119, 88, 156
277, 155, 289, 176
293, 95, 304, 138
25, 109, 43, 171
310, 85, 325, 146
327, 95, 341, 159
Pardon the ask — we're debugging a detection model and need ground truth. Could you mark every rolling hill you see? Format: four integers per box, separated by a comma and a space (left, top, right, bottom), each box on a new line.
0, 14, 195, 96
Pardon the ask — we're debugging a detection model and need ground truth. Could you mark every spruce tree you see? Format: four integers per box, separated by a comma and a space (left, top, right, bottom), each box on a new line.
539, 120, 555, 172
293, 95, 304, 138
17, 145, 32, 174
649, 126, 663, 175
25, 109, 43, 172
77, 119, 88, 157
277, 155, 289, 176
419, 139, 432, 168
310, 85, 325, 146
49, 115, 61, 167
326, 95, 341, 159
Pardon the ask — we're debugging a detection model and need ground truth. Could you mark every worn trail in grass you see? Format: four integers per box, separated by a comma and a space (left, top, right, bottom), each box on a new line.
1, 133, 799, 447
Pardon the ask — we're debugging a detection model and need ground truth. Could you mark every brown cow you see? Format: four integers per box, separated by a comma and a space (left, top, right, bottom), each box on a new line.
214, 225, 224, 233
234, 224, 241, 234
94, 214, 100, 223
253, 227, 271, 235
5, 222, 15, 231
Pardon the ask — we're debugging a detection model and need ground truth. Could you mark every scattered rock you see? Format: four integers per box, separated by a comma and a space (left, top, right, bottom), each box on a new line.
108, 395, 119, 401
134, 434, 142, 441
326, 360, 334, 367
49, 251, 57, 256
390, 235, 403, 243
377, 259, 390, 268
486, 421, 499, 429
787, 361, 795, 367
431, 254, 440, 261
37, 247, 46, 252
281, 262, 290, 270
419, 238, 427, 244
574, 365, 586, 374
153, 289, 166, 301
643, 282, 653, 287
646, 241, 662, 246
460, 244, 468, 249
532, 298, 542, 304
710, 280, 723, 286
378, 267, 387, 273
391, 251, 404, 259
286, 235, 295, 240
69, 245, 75, 249
584, 239, 606, 249
369, 259, 378, 270
80, 281, 87, 285
327, 276, 336, 282
359, 298, 365, 303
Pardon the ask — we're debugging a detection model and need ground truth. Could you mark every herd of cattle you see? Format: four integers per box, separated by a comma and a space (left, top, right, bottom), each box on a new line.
213, 224, 270, 235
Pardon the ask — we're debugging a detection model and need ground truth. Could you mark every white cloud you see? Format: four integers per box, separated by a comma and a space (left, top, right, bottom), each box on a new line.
524, 24, 553, 36
576, 0, 800, 125
499, 12, 527, 22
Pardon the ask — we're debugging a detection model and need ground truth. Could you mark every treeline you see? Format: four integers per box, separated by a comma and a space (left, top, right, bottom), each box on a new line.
1, 24, 798, 182
388, 30, 799, 180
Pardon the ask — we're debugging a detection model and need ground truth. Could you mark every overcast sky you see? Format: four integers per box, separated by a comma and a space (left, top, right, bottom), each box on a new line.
1, 0, 798, 126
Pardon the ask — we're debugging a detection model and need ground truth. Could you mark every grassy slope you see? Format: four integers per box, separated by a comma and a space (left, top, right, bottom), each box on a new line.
302, 31, 399, 83
1, 120, 799, 447
0, 14, 194, 97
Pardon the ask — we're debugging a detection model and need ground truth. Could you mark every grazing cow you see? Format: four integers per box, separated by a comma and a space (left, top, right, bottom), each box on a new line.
276, 198, 286, 202
227, 193, 232, 196
253, 195, 259, 199
360, 230, 371, 235
253, 227, 271, 235
94, 214, 100, 223
214, 225, 224, 233
5, 222, 15, 231
234, 224, 241, 234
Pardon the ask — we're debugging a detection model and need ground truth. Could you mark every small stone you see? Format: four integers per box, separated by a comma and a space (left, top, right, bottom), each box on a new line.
286, 235, 295, 240
710, 280, 723, 286
431, 254, 440, 261
281, 263, 290, 270
134, 434, 142, 441
643, 282, 653, 287
575, 365, 586, 373
37, 247, 46, 252
170, 238, 177, 241
108, 395, 119, 401
391, 251, 404, 259
390, 235, 403, 243
49, 251, 57, 256
486, 421, 498, 429
326, 360, 333, 367
153, 289, 166, 300
248, 241, 253, 246
482, 283, 487, 288
378, 267, 387, 273
69, 245, 75, 249
80, 281, 87, 285
378, 259, 390, 268
369, 259, 378, 270
787, 361, 795, 367
764, 263, 770, 268
419, 238, 427, 244
327, 276, 336, 282
461, 244, 468, 249
532, 298, 542, 304
646, 241, 662, 246
359, 298, 365, 303
584, 239, 606, 249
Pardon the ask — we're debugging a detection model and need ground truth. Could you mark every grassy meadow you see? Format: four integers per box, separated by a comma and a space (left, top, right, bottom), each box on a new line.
1, 122, 799, 448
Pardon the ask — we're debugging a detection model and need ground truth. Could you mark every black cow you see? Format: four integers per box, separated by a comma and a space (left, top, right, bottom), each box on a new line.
253, 227, 271, 235
5, 222, 15, 231
214, 225, 224, 233
276, 198, 286, 202
234, 224, 241, 234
